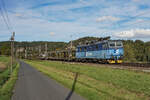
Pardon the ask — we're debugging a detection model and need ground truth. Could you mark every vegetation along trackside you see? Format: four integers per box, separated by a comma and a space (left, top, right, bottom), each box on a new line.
0, 56, 19, 100
25, 60, 150, 100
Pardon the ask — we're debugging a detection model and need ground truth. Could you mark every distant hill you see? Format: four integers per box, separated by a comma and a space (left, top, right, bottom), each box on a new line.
0, 41, 67, 55
0, 36, 111, 55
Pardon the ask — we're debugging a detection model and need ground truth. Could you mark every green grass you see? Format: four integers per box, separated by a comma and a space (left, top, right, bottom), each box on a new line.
0, 63, 19, 100
0, 56, 10, 86
0, 56, 17, 86
0, 69, 10, 87
0, 56, 19, 100
0, 56, 10, 64
25, 60, 150, 100
0, 56, 10, 72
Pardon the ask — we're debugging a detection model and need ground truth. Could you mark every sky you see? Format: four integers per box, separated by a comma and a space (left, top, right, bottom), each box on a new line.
0, 0, 150, 42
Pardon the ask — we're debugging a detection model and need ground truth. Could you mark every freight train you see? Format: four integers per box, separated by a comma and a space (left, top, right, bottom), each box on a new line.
47, 40, 124, 63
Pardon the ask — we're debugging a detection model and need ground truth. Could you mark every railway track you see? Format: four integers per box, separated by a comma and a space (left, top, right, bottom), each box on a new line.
120, 63, 150, 68
47, 59, 150, 68
57, 61, 150, 73
41, 58, 150, 68
39, 58, 150, 73
67, 62, 150, 72
69, 61, 150, 68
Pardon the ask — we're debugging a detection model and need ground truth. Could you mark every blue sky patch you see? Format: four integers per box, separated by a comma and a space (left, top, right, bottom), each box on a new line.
0, 0, 150, 41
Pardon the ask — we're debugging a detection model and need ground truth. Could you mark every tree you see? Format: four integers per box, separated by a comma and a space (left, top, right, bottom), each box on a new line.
123, 41, 136, 62
0, 43, 11, 56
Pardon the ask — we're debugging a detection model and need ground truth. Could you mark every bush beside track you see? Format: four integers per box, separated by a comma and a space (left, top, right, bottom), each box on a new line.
26, 60, 150, 100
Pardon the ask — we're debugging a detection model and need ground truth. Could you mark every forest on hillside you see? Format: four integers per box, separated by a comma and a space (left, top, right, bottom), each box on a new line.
0, 37, 150, 62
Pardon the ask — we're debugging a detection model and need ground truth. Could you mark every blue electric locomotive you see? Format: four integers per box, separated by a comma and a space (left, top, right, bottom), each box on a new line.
76, 40, 124, 63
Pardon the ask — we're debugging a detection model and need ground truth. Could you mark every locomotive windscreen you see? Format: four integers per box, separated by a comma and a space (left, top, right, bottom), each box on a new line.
109, 42, 115, 47
108, 41, 123, 48
116, 41, 123, 47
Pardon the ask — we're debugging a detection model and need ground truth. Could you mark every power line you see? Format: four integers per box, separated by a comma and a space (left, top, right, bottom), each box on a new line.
0, 0, 13, 33
0, 6, 12, 32
1, 0, 13, 31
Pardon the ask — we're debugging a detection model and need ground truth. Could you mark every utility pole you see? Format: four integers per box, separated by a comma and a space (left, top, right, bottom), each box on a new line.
10, 32, 15, 74
25, 47, 27, 59
45, 43, 48, 60
15, 45, 18, 59
70, 35, 72, 49
19, 45, 21, 59
39, 45, 41, 57
69, 35, 73, 59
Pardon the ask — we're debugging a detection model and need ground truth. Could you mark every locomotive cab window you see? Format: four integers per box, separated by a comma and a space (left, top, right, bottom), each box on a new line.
80, 47, 82, 52
96, 45, 99, 50
109, 42, 115, 48
116, 42, 122, 47
84, 47, 87, 51
102, 43, 108, 49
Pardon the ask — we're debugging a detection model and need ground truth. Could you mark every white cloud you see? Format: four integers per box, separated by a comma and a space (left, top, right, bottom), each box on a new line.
50, 32, 55, 35
115, 29, 150, 38
96, 16, 120, 22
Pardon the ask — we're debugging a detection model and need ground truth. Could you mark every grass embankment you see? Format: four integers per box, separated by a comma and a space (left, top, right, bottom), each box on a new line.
0, 56, 11, 86
0, 56, 19, 100
0, 56, 10, 72
26, 60, 150, 100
